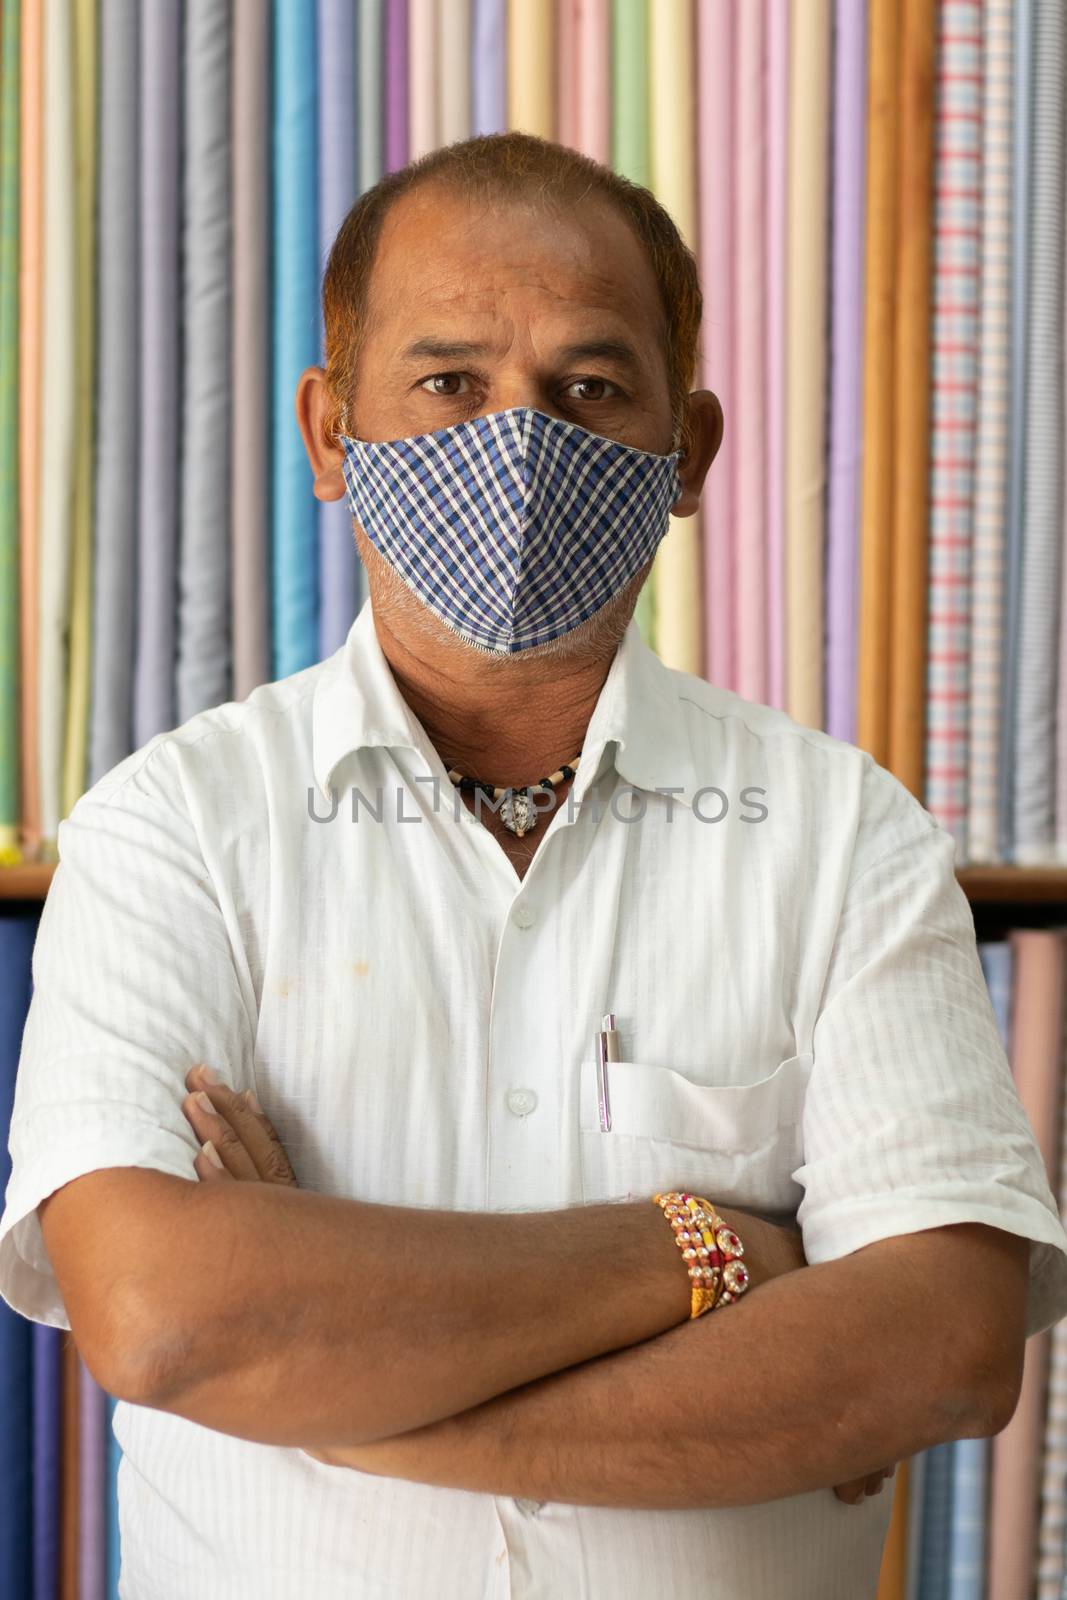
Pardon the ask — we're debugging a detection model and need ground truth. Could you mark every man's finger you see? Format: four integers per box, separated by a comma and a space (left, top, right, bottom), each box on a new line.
194, 1140, 234, 1182
183, 1064, 298, 1185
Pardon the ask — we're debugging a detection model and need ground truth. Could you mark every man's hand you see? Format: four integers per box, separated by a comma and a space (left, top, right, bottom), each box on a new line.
181, 1063, 299, 1187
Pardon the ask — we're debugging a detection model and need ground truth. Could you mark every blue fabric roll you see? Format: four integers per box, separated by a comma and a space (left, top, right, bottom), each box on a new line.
317, 0, 362, 660
272, 0, 320, 678
947, 1437, 990, 1599
918, 1439, 956, 1596
472, 0, 505, 134
0, 907, 38, 1600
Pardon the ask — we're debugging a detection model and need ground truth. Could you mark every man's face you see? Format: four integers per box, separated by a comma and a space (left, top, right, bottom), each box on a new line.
347, 182, 679, 457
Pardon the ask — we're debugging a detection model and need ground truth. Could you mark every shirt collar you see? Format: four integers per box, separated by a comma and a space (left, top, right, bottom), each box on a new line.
312, 597, 701, 812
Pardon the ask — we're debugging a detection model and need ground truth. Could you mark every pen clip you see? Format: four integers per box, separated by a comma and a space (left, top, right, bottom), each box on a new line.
595, 1030, 612, 1132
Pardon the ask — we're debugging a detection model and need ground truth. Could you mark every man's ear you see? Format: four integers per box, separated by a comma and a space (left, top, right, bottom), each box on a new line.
295, 366, 348, 503
672, 390, 724, 517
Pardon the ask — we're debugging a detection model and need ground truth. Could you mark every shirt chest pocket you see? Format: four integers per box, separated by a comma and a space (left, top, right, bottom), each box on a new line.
578, 1051, 813, 1215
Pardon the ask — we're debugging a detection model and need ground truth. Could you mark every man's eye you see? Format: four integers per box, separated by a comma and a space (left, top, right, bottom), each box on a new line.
566, 378, 618, 401
419, 373, 470, 396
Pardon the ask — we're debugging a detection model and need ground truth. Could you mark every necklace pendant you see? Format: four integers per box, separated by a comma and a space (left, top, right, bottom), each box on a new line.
500, 787, 537, 837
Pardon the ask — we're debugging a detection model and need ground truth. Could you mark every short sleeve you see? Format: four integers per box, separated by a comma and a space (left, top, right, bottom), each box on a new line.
0, 753, 256, 1328
794, 790, 1067, 1341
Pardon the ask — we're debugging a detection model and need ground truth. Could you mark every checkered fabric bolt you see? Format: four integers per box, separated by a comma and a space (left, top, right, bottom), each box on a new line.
340, 407, 684, 654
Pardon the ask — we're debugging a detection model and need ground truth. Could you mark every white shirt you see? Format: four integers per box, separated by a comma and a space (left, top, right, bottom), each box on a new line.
3, 594, 1066, 1600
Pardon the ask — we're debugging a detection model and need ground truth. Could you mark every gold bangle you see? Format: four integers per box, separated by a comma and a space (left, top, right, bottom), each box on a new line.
652, 1191, 751, 1316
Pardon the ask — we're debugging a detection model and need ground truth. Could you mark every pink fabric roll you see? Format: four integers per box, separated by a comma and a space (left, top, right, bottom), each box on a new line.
573, 0, 610, 161
733, 1, 766, 704
764, 0, 788, 712
697, 0, 735, 690
988, 930, 1067, 1600
407, 0, 437, 157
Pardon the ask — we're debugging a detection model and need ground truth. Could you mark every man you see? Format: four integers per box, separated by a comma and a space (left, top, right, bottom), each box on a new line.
2, 131, 1065, 1598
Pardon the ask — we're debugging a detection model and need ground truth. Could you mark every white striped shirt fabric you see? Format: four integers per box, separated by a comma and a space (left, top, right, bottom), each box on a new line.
2, 597, 1066, 1598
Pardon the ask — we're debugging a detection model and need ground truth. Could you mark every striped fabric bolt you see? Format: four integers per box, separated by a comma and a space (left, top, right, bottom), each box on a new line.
924, 0, 983, 862
967, 0, 1012, 864
340, 408, 683, 654
1012, 0, 1066, 863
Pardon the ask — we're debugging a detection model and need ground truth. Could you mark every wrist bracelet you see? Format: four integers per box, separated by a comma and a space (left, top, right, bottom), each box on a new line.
652, 1191, 750, 1318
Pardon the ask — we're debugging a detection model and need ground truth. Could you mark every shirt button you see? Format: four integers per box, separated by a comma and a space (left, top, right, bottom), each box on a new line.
511, 903, 536, 929
515, 1497, 543, 1517
506, 1087, 538, 1117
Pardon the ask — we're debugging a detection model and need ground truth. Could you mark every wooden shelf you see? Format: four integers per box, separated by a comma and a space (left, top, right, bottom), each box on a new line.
956, 866, 1067, 906
2, 861, 1067, 905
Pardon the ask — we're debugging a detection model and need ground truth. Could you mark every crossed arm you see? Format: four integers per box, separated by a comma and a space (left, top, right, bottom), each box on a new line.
41, 1064, 1029, 1512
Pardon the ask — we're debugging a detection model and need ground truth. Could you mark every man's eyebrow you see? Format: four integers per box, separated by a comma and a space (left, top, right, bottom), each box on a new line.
398, 336, 646, 374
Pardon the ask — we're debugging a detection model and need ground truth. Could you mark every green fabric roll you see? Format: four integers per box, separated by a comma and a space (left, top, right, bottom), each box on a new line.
611, 0, 655, 650
0, 0, 21, 862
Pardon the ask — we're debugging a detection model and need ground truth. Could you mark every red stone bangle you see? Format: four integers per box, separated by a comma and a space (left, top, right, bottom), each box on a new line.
652, 1191, 751, 1315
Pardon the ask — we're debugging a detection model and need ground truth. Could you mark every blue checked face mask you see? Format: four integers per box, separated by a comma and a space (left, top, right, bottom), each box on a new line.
338, 406, 685, 654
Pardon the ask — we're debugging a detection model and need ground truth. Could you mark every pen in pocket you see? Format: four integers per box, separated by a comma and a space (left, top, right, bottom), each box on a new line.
595, 1012, 620, 1131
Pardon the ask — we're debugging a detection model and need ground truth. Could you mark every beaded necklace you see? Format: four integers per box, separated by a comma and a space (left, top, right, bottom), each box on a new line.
445, 752, 583, 838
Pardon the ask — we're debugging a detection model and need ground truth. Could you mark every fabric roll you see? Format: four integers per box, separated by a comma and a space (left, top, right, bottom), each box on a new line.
825, 0, 867, 744
0, 908, 37, 1600
764, 0, 788, 712
507, 0, 553, 136
784, 0, 831, 731
134, 0, 180, 747
924, 1, 983, 859
917, 1440, 955, 1596
856, 0, 899, 767
232, 0, 272, 700
733, 2, 765, 705
33, 1324, 61, 1600
988, 929, 1066, 1600
1037, 1021, 1067, 1599
273, 0, 320, 677
408, 0, 437, 158
178, 0, 232, 721
79, 1367, 106, 1600
385, 0, 408, 170
556, 0, 576, 148
902, 1449, 926, 1599
106, 1393, 120, 1598
968, 0, 1013, 864
438, 0, 471, 147
90, 0, 139, 787
317, 0, 361, 662
574, 0, 610, 161
877, 1456, 912, 1600
887, 0, 934, 795
947, 1438, 989, 1598
611, 0, 654, 648
37, 0, 77, 856
696, 0, 734, 690
358, 0, 386, 192
0, 0, 20, 861
1012, 0, 1065, 863
471, 0, 506, 136
61, 0, 98, 822
649, 0, 700, 676
18, 0, 42, 848
60, 1336, 79, 1600
997, 0, 1032, 860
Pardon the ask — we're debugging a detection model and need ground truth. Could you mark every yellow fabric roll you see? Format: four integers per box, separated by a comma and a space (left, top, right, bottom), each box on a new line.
18, 0, 42, 861
437, 0, 471, 146
876, 1458, 910, 1600
648, 0, 701, 676
886, 0, 934, 799
856, 0, 899, 768
506, 0, 554, 137
62, 0, 96, 822
37, 0, 77, 858
784, 0, 831, 730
